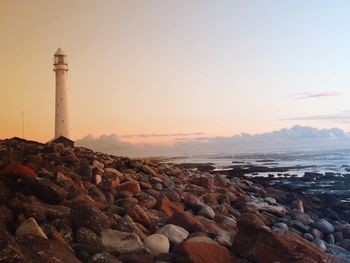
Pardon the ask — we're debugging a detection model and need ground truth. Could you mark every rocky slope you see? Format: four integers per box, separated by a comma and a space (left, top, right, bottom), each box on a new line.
0, 137, 349, 262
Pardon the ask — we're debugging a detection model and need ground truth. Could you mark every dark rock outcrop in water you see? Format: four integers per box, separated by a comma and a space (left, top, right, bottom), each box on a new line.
0, 137, 348, 262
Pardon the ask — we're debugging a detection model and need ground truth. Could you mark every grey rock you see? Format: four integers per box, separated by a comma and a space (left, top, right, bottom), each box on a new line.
144, 234, 170, 256
156, 224, 189, 245
101, 229, 145, 254
314, 219, 335, 235
314, 238, 326, 252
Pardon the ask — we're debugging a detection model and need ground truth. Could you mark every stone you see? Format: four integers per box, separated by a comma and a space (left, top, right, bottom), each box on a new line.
174, 240, 231, 263
17, 234, 81, 263
144, 234, 170, 256
126, 204, 152, 227
70, 203, 112, 234
232, 216, 333, 263
0, 227, 26, 262
314, 219, 335, 235
15, 217, 48, 239
304, 233, 314, 241
0, 205, 13, 227
233, 194, 251, 209
92, 251, 123, 263
117, 181, 141, 195
92, 160, 104, 169
156, 224, 189, 245
326, 234, 335, 245
198, 205, 215, 220
264, 197, 277, 205
272, 222, 288, 232
101, 229, 145, 254
314, 238, 327, 252
290, 199, 304, 213
291, 221, 310, 234
75, 227, 102, 248
1, 163, 37, 177
191, 177, 215, 189
169, 211, 198, 233
118, 253, 155, 263
157, 195, 185, 218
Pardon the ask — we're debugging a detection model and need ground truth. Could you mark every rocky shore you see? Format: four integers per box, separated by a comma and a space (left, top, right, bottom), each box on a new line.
0, 138, 349, 262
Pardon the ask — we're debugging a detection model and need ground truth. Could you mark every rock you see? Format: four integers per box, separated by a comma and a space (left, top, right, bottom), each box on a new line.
118, 181, 141, 195
315, 219, 335, 235
118, 252, 155, 263
92, 160, 104, 169
144, 234, 170, 256
326, 234, 335, 245
304, 233, 314, 241
291, 221, 310, 234
314, 238, 327, 252
92, 251, 122, 263
264, 197, 277, 205
233, 194, 251, 209
0, 180, 12, 204
15, 217, 48, 239
169, 211, 198, 233
101, 229, 145, 254
232, 216, 333, 263
156, 224, 189, 245
1, 163, 37, 177
70, 203, 112, 234
0, 205, 13, 227
290, 199, 304, 213
17, 234, 82, 263
174, 239, 231, 263
191, 177, 215, 189
75, 227, 102, 248
126, 205, 152, 227
272, 222, 288, 232
0, 227, 26, 262
198, 205, 215, 220
157, 195, 185, 218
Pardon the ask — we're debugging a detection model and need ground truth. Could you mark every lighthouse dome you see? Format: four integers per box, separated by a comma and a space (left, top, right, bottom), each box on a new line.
55, 48, 66, 56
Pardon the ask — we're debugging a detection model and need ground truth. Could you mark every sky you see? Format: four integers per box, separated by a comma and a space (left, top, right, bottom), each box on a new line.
1, 0, 350, 145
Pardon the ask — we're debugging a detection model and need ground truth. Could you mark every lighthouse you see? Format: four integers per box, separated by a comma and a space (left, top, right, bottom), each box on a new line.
53, 48, 72, 141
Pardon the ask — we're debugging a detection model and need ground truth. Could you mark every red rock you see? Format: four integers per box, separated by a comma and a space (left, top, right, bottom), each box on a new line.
157, 194, 185, 218
63, 193, 106, 210
232, 214, 335, 263
1, 163, 37, 177
136, 193, 157, 209
117, 181, 141, 195
174, 241, 231, 263
192, 177, 215, 189
142, 165, 165, 180
139, 181, 152, 190
169, 211, 197, 233
126, 205, 152, 227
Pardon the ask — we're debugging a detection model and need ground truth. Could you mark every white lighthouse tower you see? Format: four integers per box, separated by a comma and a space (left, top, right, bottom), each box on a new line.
53, 48, 71, 140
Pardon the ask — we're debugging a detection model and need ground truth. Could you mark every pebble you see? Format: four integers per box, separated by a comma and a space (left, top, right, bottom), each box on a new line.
144, 234, 170, 256
156, 224, 189, 244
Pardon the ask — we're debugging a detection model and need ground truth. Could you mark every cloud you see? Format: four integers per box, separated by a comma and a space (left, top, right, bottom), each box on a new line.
283, 111, 350, 122
119, 132, 205, 138
290, 92, 343, 100
76, 125, 350, 157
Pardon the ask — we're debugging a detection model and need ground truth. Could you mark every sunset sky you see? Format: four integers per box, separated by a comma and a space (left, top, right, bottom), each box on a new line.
1, 0, 350, 144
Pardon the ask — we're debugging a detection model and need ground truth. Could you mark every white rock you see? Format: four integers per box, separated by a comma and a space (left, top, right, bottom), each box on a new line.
101, 229, 144, 254
186, 236, 219, 245
15, 217, 47, 239
105, 167, 123, 178
156, 224, 189, 244
198, 205, 216, 220
144, 234, 169, 256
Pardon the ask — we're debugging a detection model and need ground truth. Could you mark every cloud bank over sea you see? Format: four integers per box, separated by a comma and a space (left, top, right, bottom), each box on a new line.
76, 125, 350, 157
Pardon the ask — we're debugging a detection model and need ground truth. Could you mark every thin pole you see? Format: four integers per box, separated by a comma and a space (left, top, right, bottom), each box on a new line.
21, 111, 24, 138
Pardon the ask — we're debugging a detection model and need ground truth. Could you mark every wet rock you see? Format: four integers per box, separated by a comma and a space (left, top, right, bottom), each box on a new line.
144, 234, 170, 256
101, 229, 145, 254
156, 224, 189, 245
315, 219, 335, 235
15, 217, 47, 239
272, 222, 288, 232
314, 238, 327, 252
70, 203, 112, 234
326, 234, 335, 245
